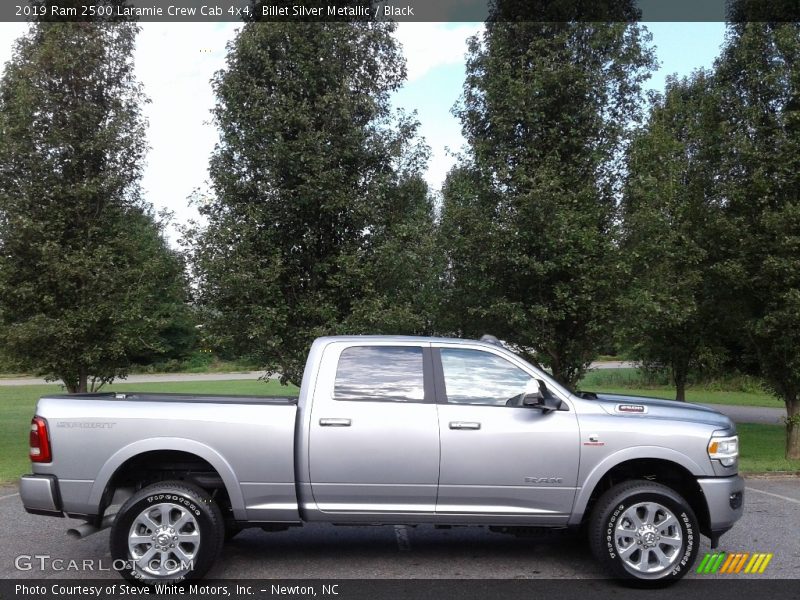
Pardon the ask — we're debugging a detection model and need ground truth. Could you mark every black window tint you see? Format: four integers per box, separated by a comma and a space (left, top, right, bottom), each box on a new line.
441, 348, 533, 406
334, 346, 425, 402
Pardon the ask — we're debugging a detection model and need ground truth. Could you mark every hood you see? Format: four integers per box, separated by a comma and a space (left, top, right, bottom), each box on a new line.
589, 392, 736, 431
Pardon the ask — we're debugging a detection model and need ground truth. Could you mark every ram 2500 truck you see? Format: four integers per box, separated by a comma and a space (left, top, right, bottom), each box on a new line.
20, 335, 743, 585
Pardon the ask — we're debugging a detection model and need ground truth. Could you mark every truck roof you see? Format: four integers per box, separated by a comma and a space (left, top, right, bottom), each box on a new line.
314, 335, 506, 348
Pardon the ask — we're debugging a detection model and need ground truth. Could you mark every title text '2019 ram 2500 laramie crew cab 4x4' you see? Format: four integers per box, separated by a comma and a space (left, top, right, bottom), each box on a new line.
20, 336, 743, 585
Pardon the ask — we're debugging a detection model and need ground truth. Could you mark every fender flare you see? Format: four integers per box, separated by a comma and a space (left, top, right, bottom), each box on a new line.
88, 437, 246, 520
568, 446, 707, 526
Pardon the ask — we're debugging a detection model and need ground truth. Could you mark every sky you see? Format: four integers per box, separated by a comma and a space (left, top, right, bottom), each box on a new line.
0, 21, 727, 243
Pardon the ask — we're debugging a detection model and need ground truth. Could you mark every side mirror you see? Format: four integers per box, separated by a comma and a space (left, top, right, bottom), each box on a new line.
522, 379, 562, 412
522, 391, 544, 406
521, 379, 543, 406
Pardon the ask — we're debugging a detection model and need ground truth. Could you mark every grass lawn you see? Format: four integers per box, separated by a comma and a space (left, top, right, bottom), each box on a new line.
737, 423, 800, 473
579, 368, 782, 408
0, 378, 796, 484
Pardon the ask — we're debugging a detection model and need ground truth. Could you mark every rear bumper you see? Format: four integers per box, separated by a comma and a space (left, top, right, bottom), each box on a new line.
19, 474, 63, 517
697, 475, 744, 536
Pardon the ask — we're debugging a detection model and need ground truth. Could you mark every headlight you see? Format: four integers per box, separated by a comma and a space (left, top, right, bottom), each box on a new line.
708, 435, 739, 467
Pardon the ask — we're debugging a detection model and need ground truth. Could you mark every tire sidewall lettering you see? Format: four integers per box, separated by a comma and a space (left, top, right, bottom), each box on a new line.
605, 503, 625, 559
145, 493, 201, 516
672, 511, 694, 574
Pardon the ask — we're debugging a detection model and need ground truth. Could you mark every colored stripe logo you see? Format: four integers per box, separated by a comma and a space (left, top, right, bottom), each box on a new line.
696, 552, 773, 574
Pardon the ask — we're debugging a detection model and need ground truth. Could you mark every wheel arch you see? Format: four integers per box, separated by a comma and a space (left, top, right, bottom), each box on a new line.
90, 438, 245, 520
572, 453, 710, 538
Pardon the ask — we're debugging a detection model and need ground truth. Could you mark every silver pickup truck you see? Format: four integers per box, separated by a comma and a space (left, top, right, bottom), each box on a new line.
20, 335, 743, 586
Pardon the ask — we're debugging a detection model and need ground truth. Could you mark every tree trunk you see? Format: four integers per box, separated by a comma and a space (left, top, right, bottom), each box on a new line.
549, 353, 566, 387
77, 365, 88, 394
675, 379, 686, 402
61, 373, 77, 394
786, 397, 800, 461
672, 359, 688, 402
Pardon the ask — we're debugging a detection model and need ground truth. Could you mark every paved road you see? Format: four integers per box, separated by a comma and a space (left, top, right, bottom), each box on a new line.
0, 476, 797, 580
588, 361, 637, 370
700, 403, 786, 425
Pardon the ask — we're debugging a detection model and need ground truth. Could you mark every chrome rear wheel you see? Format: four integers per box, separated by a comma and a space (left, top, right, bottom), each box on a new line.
111, 481, 224, 582
128, 502, 201, 578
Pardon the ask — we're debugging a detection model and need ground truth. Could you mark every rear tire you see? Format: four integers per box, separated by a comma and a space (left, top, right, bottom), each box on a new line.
589, 480, 699, 587
110, 481, 225, 582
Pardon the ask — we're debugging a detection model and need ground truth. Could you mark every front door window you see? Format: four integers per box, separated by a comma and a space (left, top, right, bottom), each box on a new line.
440, 348, 533, 406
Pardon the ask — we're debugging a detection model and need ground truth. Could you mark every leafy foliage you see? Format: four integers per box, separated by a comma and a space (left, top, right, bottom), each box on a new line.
714, 20, 800, 458
187, 22, 435, 384
441, 12, 656, 387
621, 72, 732, 401
0, 21, 190, 392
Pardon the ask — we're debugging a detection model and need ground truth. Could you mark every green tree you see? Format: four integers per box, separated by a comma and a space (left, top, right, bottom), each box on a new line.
438, 163, 503, 340
621, 72, 730, 401
442, 9, 655, 387
188, 21, 433, 384
122, 214, 197, 369
715, 20, 800, 458
342, 172, 442, 336
0, 20, 189, 393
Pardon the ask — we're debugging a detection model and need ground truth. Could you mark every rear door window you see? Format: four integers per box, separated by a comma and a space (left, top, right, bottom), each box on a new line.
334, 346, 426, 403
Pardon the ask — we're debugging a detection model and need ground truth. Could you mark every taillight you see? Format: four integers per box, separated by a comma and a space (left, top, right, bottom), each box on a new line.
30, 416, 51, 463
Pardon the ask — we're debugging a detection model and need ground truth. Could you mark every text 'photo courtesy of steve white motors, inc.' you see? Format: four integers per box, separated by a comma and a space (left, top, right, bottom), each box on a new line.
12, 582, 341, 598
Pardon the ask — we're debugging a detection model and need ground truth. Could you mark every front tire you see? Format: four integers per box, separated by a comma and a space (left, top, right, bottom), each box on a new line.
110, 481, 225, 582
589, 480, 699, 587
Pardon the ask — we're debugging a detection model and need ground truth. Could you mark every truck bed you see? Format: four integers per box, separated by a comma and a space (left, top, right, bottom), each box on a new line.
32, 392, 301, 523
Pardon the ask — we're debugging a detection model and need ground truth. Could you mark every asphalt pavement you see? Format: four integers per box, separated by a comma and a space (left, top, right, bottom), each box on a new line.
0, 476, 797, 580
700, 403, 786, 425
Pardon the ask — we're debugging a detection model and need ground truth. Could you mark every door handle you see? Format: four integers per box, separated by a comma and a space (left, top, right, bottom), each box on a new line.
449, 421, 481, 430
319, 418, 352, 427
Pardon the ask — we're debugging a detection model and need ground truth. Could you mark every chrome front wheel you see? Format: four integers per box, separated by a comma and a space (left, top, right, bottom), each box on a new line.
613, 502, 683, 575
589, 480, 699, 586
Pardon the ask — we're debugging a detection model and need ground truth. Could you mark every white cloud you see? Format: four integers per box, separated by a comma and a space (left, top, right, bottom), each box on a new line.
0, 23, 30, 77
135, 23, 239, 241
393, 22, 480, 82
390, 24, 482, 195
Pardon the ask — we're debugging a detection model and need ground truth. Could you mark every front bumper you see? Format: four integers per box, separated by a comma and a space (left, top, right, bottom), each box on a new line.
19, 474, 63, 517
697, 475, 744, 537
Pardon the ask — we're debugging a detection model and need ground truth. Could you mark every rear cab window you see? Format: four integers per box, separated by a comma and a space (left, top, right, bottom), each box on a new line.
334, 346, 427, 403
